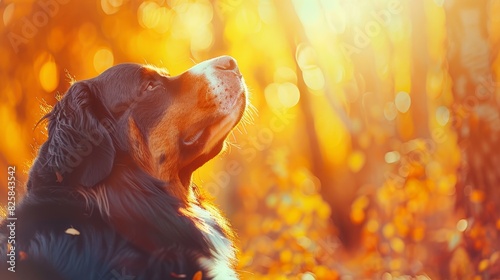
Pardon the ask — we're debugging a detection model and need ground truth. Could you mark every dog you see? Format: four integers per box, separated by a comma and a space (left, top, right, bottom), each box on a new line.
0, 56, 247, 280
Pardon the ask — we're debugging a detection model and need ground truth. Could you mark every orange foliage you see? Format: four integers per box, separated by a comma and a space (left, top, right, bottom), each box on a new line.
1, 0, 499, 279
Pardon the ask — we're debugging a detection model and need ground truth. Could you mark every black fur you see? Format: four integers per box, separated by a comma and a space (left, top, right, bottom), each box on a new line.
1, 158, 211, 280
0, 60, 243, 279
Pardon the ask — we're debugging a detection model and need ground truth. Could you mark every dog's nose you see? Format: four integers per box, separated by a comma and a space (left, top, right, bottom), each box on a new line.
213, 56, 240, 75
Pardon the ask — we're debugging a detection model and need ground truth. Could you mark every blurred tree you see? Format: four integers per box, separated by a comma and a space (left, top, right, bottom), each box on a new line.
273, 0, 365, 250
2, 0, 500, 278
410, 0, 430, 138
445, 0, 500, 277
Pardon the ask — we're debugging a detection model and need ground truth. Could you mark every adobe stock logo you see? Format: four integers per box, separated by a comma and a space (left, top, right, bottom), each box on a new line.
7, 0, 70, 53
341, 0, 404, 58
203, 109, 295, 196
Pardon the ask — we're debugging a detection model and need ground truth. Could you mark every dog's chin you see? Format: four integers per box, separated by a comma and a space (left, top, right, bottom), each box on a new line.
178, 97, 245, 186
180, 119, 235, 171
178, 139, 225, 187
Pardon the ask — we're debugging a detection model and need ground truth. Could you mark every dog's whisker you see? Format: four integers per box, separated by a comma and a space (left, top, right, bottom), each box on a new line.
230, 131, 238, 141
235, 127, 242, 135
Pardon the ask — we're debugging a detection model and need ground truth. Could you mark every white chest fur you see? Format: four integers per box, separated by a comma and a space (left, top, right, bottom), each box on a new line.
188, 204, 238, 280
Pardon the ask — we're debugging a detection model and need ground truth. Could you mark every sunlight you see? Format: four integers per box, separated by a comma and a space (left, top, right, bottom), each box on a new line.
395, 91, 411, 113
138, 1, 162, 29
2, 0, 499, 278
3, 3, 15, 26
93, 48, 114, 74
38, 55, 59, 92
101, 0, 123, 15
293, 0, 322, 27
278, 82, 301, 108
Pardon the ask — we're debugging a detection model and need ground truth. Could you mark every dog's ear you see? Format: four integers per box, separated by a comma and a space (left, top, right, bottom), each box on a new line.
46, 82, 116, 187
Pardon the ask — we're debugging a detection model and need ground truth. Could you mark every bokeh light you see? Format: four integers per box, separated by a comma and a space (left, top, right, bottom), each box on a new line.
93, 48, 114, 73
395, 91, 411, 113
3, 3, 15, 26
101, 0, 123, 15
436, 106, 450, 126
1, 0, 499, 279
38, 56, 59, 92
278, 82, 300, 108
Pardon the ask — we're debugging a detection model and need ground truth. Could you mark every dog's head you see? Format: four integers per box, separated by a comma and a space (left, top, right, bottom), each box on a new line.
34, 56, 247, 200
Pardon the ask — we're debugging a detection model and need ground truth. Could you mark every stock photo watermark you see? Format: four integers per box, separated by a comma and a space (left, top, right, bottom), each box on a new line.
383, 72, 500, 188
47, 78, 295, 194
6, 166, 17, 273
341, 0, 404, 58
432, 73, 500, 145
204, 108, 295, 196
49, 116, 114, 176
7, 0, 71, 53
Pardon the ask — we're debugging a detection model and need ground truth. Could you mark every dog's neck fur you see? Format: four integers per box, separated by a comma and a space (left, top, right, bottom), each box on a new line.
85, 156, 238, 279
26, 141, 238, 279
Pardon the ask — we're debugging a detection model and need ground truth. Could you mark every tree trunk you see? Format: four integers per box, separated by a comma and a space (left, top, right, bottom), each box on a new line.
410, 0, 430, 138
273, 0, 363, 248
445, 0, 500, 277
